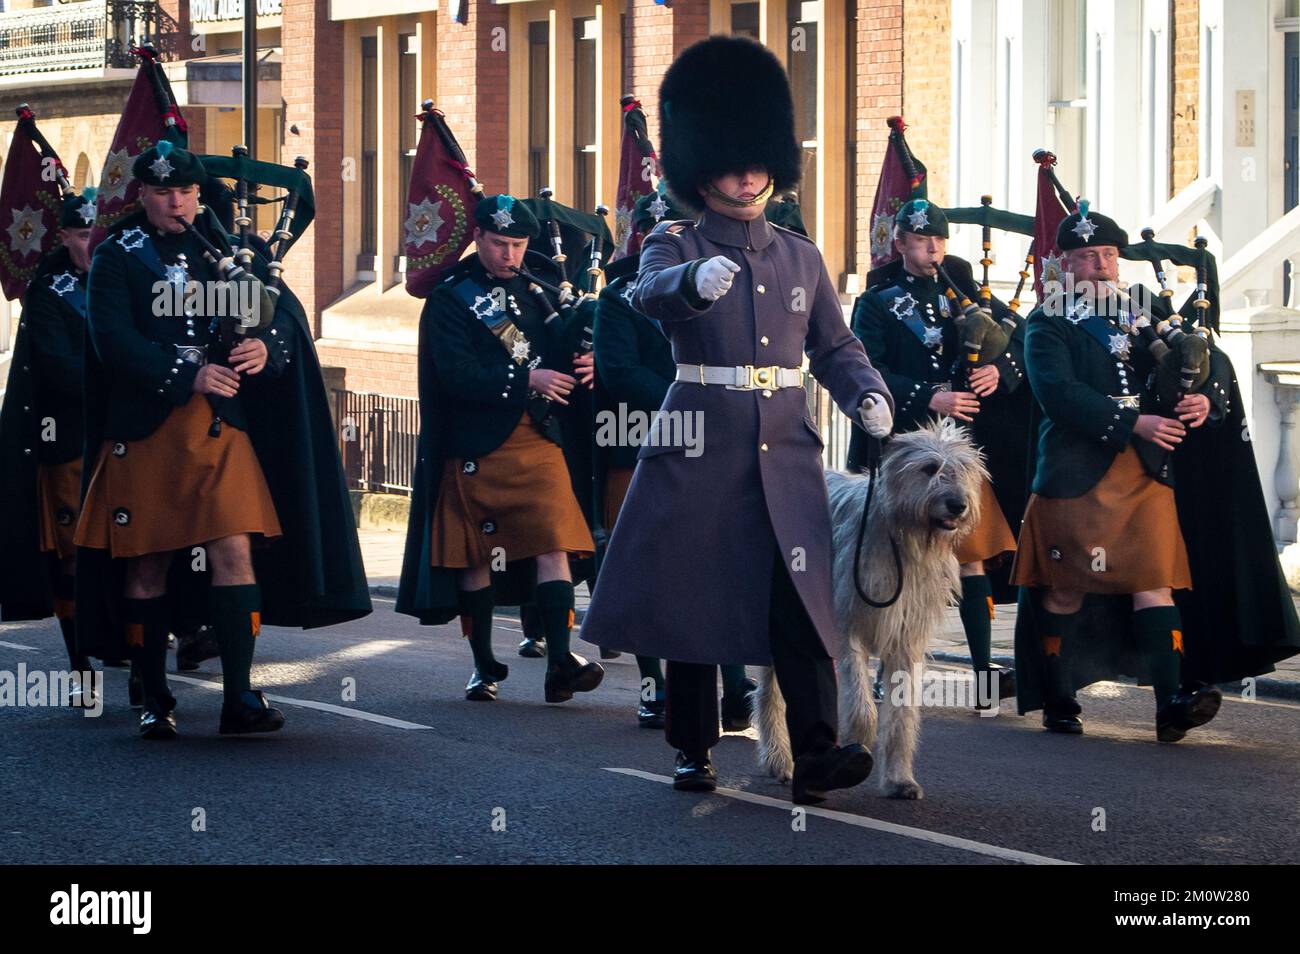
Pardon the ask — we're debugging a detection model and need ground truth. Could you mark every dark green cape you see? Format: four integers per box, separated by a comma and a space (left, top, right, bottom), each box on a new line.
0, 252, 73, 621
74, 211, 371, 658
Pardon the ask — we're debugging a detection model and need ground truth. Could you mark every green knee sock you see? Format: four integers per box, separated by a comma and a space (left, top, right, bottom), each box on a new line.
1039, 608, 1081, 710
636, 655, 665, 698
123, 596, 171, 706
1133, 605, 1183, 709
959, 575, 994, 673
720, 664, 750, 699
457, 585, 502, 676
535, 580, 575, 672
211, 584, 261, 705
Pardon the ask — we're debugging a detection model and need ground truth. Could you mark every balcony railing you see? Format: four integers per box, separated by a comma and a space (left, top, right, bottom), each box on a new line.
0, 0, 179, 77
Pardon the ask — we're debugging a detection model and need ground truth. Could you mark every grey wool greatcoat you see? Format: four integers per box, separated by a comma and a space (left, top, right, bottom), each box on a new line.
578, 209, 892, 665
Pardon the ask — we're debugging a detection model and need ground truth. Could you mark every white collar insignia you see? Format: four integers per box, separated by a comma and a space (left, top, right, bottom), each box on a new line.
889, 292, 918, 321
116, 227, 146, 252
50, 272, 78, 297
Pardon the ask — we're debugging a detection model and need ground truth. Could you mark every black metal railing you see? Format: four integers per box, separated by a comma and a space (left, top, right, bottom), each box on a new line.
0, 0, 180, 77
334, 390, 420, 496
806, 377, 853, 472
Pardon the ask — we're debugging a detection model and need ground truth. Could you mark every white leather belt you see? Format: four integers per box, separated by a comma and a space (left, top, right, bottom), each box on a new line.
676, 363, 805, 391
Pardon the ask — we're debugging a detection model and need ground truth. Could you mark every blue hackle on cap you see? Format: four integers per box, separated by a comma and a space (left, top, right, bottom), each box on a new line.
1077, 198, 1090, 219
155, 140, 174, 158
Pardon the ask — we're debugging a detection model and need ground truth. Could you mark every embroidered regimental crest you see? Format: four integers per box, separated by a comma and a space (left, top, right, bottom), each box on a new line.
889, 292, 918, 321
870, 213, 894, 263
908, 206, 930, 231
1040, 252, 1065, 290
7, 206, 46, 256
77, 199, 97, 226
49, 272, 77, 297
404, 196, 446, 250
1072, 216, 1096, 242
492, 207, 514, 231
115, 227, 146, 252
98, 148, 133, 203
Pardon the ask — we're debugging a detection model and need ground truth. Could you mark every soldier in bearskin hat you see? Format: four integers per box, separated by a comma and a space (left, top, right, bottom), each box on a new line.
579, 36, 894, 802
592, 186, 757, 731
845, 198, 1031, 708
396, 194, 604, 704
75, 141, 370, 739
0, 189, 101, 704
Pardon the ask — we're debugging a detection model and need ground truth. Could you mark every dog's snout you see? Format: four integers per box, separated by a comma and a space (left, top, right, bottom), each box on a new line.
945, 497, 967, 517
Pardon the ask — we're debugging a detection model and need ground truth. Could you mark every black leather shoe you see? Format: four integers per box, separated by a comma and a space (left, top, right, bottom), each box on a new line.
599, 647, 622, 660
1042, 713, 1084, 734
139, 696, 177, 740
1156, 685, 1222, 743
219, 690, 285, 735
517, 638, 546, 659
672, 751, 717, 792
792, 743, 874, 805
175, 626, 220, 672
637, 698, 666, 729
465, 669, 500, 701
544, 654, 604, 703
721, 678, 757, 731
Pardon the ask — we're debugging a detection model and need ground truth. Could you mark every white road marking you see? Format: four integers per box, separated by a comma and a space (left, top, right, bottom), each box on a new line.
604, 767, 1076, 865
0, 640, 41, 651
167, 673, 433, 730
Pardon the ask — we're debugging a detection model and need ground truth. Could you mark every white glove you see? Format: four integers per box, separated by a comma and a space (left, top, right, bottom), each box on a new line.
858, 392, 893, 438
693, 255, 741, 301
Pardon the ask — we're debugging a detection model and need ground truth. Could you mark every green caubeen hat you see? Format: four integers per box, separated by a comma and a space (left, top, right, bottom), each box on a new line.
474, 194, 541, 239
131, 140, 207, 188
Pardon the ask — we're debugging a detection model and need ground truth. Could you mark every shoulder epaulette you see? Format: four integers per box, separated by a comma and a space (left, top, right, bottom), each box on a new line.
649, 218, 696, 237
770, 222, 814, 244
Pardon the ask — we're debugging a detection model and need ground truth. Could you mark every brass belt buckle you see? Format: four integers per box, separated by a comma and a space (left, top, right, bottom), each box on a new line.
752, 365, 775, 390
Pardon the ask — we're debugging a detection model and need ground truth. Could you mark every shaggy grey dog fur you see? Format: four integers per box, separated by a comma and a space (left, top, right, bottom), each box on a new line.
755, 419, 987, 799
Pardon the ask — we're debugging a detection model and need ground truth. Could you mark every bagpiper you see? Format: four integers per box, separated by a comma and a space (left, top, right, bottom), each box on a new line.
74, 142, 371, 739
1009, 203, 1300, 740
846, 199, 1030, 707
579, 37, 894, 802
0, 189, 100, 703
396, 195, 603, 704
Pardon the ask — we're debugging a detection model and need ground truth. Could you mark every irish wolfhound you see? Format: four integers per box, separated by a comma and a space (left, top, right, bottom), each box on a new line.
755, 419, 986, 799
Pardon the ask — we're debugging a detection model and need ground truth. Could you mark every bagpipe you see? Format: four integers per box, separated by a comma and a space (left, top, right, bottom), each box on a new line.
184, 148, 316, 434
929, 150, 1220, 412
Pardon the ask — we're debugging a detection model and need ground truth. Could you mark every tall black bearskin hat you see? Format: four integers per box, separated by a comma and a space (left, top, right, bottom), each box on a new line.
658, 36, 802, 213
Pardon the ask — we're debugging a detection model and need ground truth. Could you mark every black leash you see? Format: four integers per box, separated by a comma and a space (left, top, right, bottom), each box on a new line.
853, 435, 904, 608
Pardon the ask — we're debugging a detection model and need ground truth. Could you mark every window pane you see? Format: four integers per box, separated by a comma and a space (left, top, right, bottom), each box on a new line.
360, 35, 377, 265
574, 17, 597, 211
788, 1, 819, 238
731, 2, 759, 39
529, 21, 550, 197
